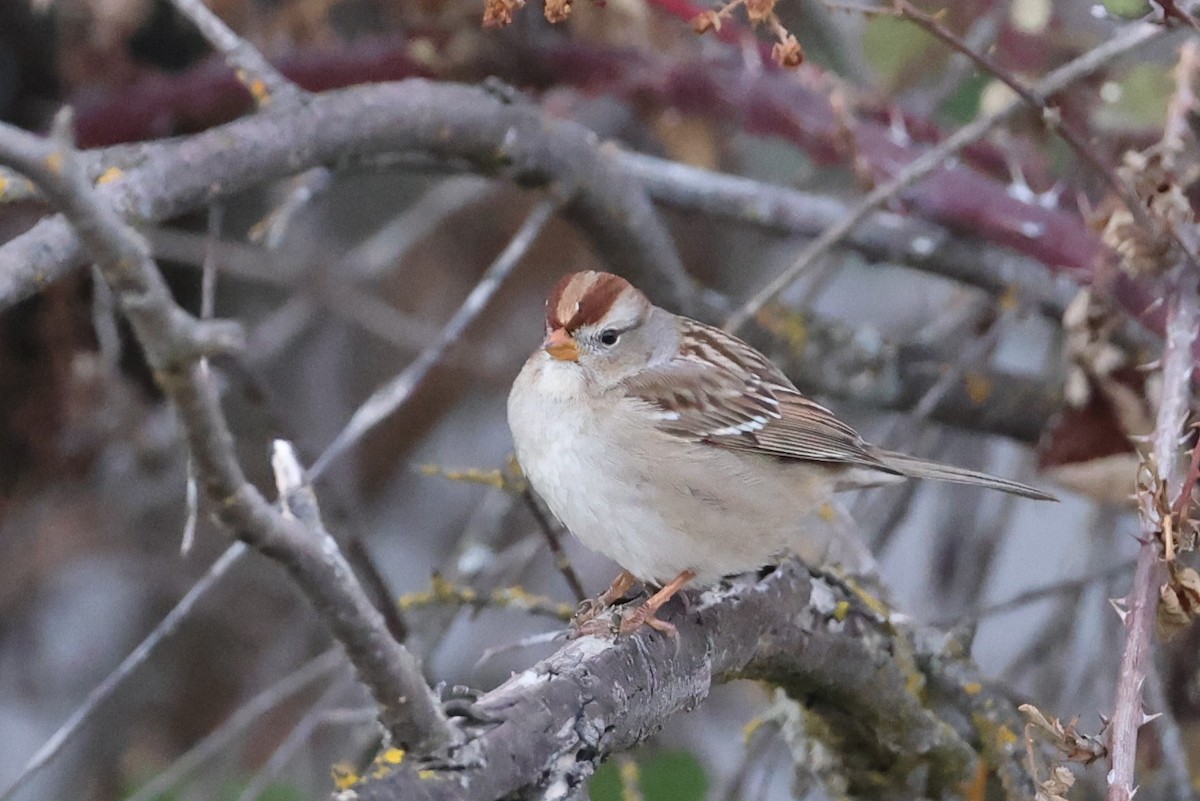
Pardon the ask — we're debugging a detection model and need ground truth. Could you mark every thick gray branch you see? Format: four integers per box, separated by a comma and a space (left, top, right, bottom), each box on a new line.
0, 80, 696, 314
351, 562, 1031, 801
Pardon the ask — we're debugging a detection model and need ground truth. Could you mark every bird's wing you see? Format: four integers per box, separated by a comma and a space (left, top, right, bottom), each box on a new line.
622, 321, 895, 472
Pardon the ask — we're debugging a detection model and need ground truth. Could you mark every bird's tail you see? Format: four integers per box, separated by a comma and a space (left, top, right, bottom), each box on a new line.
871, 449, 1056, 501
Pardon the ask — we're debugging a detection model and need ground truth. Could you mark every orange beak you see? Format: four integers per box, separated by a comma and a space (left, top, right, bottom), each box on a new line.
543, 327, 579, 362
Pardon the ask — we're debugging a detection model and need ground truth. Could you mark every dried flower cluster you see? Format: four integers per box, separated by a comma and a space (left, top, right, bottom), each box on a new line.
482, 0, 604, 26
1020, 704, 1108, 766
1100, 147, 1195, 278
690, 0, 805, 67
1139, 424, 1200, 639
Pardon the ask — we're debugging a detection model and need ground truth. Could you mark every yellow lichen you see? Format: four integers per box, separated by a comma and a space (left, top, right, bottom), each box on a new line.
419, 461, 527, 493
998, 285, 1020, 313
756, 305, 807, 353
331, 762, 360, 790
832, 600, 851, 622
964, 373, 993, 405
96, 167, 124, 185
418, 769, 437, 780
381, 747, 405, 765
963, 682, 983, 696
742, 716, 765, 741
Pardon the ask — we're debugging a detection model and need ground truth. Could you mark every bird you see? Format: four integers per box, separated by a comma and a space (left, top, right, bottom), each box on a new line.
506, 270, 1055, 636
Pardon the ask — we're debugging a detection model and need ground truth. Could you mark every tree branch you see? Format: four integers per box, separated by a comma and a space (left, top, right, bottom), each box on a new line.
0, 117, 455, 755
0, 80, 697, 315
723, 19, 1170, 331
352, 561, 1032, 801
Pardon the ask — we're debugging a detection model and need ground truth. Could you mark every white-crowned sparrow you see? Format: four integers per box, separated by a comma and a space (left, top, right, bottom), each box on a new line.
507, 270, 1054, 635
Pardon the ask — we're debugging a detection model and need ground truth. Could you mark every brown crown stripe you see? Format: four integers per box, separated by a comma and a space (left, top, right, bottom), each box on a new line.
545, 271, 631, 332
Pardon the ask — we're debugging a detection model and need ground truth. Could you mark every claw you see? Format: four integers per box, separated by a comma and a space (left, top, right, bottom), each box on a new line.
615, 569, 696, 638
570, 570, 639, 628
618, 605, 678, 638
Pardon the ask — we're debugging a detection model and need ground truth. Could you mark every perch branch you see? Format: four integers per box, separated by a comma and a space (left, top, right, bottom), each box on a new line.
353, 563, 1032, 801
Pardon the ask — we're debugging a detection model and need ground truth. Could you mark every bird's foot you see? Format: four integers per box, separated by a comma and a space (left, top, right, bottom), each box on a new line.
570, 614, 619, 638
617, 604, 678, 638
569, 570, 639, 632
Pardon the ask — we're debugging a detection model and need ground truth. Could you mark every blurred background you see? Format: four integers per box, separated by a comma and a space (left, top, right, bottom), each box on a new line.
0, 0, 1195, 799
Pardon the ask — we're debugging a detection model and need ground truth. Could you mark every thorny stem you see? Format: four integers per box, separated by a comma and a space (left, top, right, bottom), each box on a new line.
1107, 277, 1198, 801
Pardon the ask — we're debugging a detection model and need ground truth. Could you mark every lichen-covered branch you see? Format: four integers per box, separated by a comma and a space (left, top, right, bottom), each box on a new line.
350, 561, 1031, 801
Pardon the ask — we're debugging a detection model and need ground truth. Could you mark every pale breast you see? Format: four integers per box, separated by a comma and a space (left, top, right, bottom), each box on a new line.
507, 354, 849, 585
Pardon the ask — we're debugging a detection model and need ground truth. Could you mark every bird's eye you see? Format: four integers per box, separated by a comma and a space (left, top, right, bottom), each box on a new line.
599, 329, 620, 346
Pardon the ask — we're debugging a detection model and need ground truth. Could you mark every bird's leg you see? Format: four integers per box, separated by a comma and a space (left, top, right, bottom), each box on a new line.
573, 570, 638, 627
618, 569, 696, 637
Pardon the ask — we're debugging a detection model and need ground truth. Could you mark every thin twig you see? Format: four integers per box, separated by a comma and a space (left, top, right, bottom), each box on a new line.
309, 196, 561, 479
521, 488, 588, 603
0, 543, 248, 801
616, 150, 1072, 319
235, 677, 351, 801
182, 203, 223, 556
0, 118, 454, 754
884, 0, 1161, 238
935, 560, 1136, 627
723, 20, 1168, 332
124, 647, 345, 801
346, 537, 410, 644
165, 0, 304, 107
271, 441, 456, 749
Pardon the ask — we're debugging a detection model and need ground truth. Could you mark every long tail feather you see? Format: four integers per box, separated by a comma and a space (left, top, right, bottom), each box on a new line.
871, 450, 1057, 501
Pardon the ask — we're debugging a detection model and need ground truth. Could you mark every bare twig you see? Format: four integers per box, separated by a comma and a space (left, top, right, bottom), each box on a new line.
723, 20, 1168, 332
165, 0, 304, 107
1107, 277, 1198, 801
0, 543, 248, 801
0, 119, 454, 754
616, 151, 1072, 319
935, 560, 1136, 627
521, 488, 588, 603
235, 677, 352, 801
181, 203, 223, 556
346, 538, 410, 644
124, 647, 346, 801
271, 441, 455, 750
309, 196, 560, 479
884, 0, 1169, 244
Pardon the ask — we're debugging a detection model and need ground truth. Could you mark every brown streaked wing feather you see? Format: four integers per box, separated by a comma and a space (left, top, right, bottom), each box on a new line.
622, 321, 894, 471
